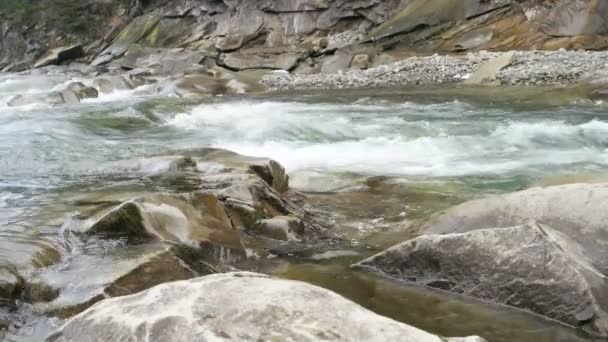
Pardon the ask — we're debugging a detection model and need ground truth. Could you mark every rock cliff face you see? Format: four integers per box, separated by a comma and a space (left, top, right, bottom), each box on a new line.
2, 0, 608, 73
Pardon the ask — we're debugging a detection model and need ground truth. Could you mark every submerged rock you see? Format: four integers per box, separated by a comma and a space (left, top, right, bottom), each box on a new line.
355, 183, 608, 336
7, 92, 66, 107
47, 272, 484, 342
0, 266, 24, 303
28, 244, 196, 318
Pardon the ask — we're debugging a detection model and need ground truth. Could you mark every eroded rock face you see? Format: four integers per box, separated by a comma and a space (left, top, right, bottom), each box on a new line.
355, 223, 608, 336
543, 0, 608, 37
47, 272, 485, 342
4, 0, 608, 73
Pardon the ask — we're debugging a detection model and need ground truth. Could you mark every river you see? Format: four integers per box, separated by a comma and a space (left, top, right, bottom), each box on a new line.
1, 71, 606, 341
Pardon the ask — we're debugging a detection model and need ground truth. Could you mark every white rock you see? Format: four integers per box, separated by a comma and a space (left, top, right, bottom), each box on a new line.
48, 272, 485, 342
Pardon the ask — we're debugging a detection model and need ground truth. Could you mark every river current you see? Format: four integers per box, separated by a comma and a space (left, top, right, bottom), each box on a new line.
1, 71, 606, 341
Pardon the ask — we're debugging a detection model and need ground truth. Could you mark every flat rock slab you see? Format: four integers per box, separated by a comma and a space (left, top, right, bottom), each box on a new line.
27, 244, 195, 318
92, 12, 162, 66
34, 44, 83, 68
219, 51, 305, 71
464, 51, 515, 85
355, 223, 608, 335
48, 272, 485, 342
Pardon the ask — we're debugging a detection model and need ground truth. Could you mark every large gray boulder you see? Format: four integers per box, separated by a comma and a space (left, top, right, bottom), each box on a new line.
423, 182, 608, 274
355, 183, 608, 336
355, 223, 608, 336
47, 272, 484, 342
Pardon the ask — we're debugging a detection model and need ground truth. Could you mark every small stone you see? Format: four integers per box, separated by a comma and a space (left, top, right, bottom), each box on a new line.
350, 54, 370, 70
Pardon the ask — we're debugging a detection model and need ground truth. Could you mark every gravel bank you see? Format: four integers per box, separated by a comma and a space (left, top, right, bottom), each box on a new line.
262, 50, 608, 90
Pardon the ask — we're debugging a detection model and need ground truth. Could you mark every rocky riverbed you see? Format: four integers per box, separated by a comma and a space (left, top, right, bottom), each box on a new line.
263, 50, 608, 90
4, 0, 608, 341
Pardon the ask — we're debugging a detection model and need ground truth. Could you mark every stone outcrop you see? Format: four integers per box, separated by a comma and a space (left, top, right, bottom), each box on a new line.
355, 183, 608, 336
24, 149, 326, 318
47, 272, 485, 342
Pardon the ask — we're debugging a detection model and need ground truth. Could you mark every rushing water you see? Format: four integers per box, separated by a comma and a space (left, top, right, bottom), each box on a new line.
2, 71, 607, 341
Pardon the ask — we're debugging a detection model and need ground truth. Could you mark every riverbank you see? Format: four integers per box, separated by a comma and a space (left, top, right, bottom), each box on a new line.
3, 49, 608, 110
263, 50, 608, 91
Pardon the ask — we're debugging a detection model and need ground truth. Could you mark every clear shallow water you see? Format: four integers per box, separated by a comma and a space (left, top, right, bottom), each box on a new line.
1, 73, 607, 341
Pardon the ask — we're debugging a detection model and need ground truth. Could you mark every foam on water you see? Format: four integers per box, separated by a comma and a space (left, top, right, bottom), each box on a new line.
166, 100, 608, 177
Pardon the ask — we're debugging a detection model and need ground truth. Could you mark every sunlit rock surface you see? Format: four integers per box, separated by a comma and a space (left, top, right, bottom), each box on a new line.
48, 272, 485, 342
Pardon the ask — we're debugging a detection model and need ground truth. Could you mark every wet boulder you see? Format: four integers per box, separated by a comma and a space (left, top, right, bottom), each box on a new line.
355, 223, 608, 336
84, 193, 241, 249
27, 244, 196, 318
92, 75, 140, 94
7, 92, 66, 107
423, 182, 608, 274
47, 272, 484, 342
355, 183, 608, 336
169, 69, 268, 98
64, 82, 99, 100
0, 266, 24, 303
80, 149, 319, 252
